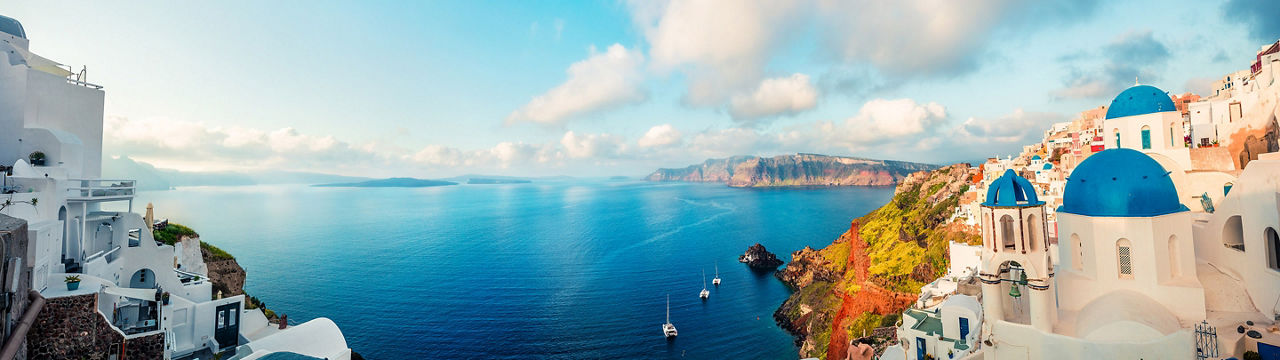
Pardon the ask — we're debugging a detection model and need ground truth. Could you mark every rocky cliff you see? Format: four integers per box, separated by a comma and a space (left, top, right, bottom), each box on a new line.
646, 153, 937, 187
773, 164, 980, 359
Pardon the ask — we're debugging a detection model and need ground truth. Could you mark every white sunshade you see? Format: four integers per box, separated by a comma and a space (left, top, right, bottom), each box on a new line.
103, 286, 157, 301
9, 44, 72, 77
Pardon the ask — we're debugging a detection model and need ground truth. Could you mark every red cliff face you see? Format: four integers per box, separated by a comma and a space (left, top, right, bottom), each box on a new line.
646, 153, 936, 187
773, 163, 980, 359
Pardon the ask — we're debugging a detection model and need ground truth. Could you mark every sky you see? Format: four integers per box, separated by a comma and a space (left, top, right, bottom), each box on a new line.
5, 0, 1280, 178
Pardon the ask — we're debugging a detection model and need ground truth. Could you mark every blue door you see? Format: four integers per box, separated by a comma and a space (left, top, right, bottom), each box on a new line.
959, 317, 970, 340
1260, 342, 1280, 360
1141, 128, 1152, 149
917, 337, 926, 359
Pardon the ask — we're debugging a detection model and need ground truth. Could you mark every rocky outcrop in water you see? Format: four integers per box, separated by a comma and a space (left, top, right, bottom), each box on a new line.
646, 153, 937, 187
739, 243, 784, 269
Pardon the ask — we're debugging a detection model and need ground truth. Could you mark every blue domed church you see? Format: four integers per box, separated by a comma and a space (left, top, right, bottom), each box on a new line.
1102, 84, 1193, 170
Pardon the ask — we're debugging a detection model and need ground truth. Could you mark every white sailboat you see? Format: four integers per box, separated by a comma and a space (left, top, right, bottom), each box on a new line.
712, 263, 721, 286
700, 270, 710, 300
663, 294, 678, 338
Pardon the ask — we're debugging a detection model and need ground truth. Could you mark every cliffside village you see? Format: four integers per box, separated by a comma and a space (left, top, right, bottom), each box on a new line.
866, 38, 1280, 360
0, 14, 351, 359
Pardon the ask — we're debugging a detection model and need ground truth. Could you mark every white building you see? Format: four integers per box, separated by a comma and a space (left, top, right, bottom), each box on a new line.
896, 295, 983, 360
0, 14, 350, 359
1102, 84, 1193, 170
973, 147, 1280, 359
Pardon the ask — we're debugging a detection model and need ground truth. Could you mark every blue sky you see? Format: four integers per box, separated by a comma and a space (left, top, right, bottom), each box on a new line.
5, 1, 1278, 177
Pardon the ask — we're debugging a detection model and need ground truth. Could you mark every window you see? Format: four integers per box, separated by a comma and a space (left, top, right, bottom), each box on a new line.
128, 229, 141, 247
1267, 227, 1279, 271
1141, 125, 1152, 149
1224, 215, 1245, 251
1117, 239, 1133, 279
1071, 234, 1084, 271
1114, 128, 1121, 148
1000, 215, 1016, 250
1169, 235, 1181, 278
1026, 214, 1039, 251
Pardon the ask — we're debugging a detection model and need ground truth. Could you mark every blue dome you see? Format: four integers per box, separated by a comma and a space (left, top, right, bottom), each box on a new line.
1105, 85, 1176, 119
983, 169, 1043, 207
1042, 163, 1053, 170
1031, 155, 1042, 161
1060, 148, 1187, 217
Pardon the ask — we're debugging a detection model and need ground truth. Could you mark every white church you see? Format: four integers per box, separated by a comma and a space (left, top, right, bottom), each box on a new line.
973, 84, 1280, 359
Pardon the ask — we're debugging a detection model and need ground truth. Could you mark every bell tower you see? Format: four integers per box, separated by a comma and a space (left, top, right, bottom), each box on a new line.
977, 169, 1056, 335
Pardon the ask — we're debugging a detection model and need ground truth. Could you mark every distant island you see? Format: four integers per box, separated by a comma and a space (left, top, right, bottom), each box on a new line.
313, 177, 457, 188
646, 153, 937, 187
467, 178, 531, 184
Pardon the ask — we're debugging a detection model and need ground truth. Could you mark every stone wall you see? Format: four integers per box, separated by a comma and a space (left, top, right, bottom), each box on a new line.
26, 293, 163, 360
0, 214, 33, 360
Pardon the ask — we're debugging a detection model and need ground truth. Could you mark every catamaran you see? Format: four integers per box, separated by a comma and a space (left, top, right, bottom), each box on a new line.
663, 295, 678, 338
700, 270, 710, 300
712, 263, 721, 286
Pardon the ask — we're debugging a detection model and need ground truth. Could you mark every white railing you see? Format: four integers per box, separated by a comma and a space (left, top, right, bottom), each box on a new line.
85, 245, 121, 264
174, 268, 207, 286
67, 179, 135, 200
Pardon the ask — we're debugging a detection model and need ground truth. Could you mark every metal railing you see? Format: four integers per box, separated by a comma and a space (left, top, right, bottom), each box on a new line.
66, 179, 135, 200
63, 77, 102, 90
174, 268, 207, 286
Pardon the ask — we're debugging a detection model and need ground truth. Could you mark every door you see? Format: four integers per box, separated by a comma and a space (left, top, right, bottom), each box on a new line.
214, 302, 240, 349
1259, 342, 1280, 360
959, 317, 970, 340
916, 337, 926, 360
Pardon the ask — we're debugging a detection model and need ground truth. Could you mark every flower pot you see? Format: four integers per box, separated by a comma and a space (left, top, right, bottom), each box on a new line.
30, 159, 45, 166
66, 281, 80, 291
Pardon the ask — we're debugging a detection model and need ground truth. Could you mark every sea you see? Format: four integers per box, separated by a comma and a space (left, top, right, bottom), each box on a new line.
127, 179, 892, 359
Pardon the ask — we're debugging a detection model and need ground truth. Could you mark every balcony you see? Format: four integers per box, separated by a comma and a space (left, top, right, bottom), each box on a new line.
174, 268, 207, 286
67, 179, 135, 202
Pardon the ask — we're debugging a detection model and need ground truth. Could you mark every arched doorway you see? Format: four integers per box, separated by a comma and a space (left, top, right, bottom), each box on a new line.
130, 269, 156, 289
1223, 216, 1245, 251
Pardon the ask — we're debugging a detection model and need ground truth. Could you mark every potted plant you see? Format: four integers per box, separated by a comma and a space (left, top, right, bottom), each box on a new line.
28, 151, 45, 166
162, 292, 170, 305
64, 275, 81, 291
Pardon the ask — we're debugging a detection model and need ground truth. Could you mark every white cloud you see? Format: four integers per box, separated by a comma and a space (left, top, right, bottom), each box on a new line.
687, 127, 778, 157
637, 124, 683, 148
835, 98, 947, 143
816, 0, 1005, 76
103, 116, 377, 173
728, 73, 818, 122
560, 131, 627, 159
506, 44, 647, 125
626, 0, 1097, 106
628, 0, 805, 106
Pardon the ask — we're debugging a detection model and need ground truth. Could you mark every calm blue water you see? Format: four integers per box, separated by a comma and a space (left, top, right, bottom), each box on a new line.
128, 180, 891, 359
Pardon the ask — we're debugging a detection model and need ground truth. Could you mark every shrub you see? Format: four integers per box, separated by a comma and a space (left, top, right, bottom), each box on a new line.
153, 223, 199, 246
201, 242, 234, 261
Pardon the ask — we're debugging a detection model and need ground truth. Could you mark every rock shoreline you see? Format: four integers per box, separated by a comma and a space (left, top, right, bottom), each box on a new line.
739, 243, 784, 269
